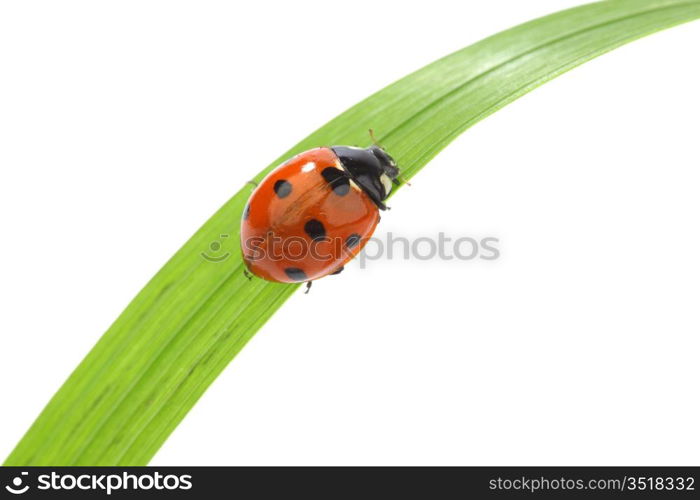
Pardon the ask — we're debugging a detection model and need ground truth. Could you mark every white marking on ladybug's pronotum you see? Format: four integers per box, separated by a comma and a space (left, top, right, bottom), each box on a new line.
301, 161, 316, 173
380, 173, 393, 196
333, 158, 359, 191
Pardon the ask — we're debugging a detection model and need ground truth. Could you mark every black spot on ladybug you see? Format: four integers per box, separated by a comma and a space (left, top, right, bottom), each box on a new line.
274, 179, 292, 198
284, 267, 307, 281
321, 167, 350, 196
304, 219, 326, 241
345, 233, 361, 249
243, 203, 250, 219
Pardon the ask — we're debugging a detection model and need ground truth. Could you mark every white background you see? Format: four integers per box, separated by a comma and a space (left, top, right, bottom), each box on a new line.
1, 1, 699, 465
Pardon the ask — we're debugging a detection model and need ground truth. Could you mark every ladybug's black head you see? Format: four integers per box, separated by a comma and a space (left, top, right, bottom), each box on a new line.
331, 145, 400, 210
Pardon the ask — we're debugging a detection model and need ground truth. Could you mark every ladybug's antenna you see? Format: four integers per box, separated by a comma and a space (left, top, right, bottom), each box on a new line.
368, 128, 383, 148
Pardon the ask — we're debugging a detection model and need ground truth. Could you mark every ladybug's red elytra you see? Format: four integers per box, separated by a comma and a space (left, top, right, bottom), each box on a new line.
240, 143, 400, 290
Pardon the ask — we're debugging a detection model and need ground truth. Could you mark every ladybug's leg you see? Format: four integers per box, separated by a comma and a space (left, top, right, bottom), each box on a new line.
304, 281, 313, 294
243, 269, 253, 281
395, 175, 411, 187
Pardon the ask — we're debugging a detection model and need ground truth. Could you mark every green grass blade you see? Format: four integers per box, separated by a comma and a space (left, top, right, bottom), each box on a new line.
5, 0, 699, 466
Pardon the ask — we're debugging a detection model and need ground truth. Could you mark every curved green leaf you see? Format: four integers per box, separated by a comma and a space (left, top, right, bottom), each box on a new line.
6, 0, 700, 465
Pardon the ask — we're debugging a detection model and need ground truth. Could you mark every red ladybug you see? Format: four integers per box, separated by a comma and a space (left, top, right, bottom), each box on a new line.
240, 143, 400, 290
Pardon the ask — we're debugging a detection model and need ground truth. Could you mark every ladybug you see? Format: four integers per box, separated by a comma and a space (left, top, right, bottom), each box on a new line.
240, 141, 400, 291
